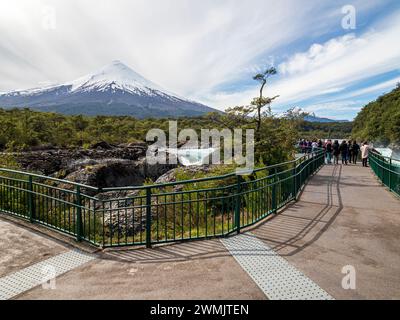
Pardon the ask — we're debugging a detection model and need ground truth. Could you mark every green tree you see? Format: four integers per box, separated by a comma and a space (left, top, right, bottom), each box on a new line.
252, 67, 279, 142
352, 86, 400, 144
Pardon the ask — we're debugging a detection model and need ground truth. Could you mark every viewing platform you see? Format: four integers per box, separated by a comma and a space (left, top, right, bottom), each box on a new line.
1, 159, 399, 300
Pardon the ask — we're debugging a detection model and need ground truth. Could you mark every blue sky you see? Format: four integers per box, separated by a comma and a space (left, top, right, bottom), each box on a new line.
0, 0, 400, 120
204, 0, 400, 120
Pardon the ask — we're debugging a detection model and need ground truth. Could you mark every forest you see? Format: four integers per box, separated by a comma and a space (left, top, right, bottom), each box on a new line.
352, 85, 400, 145
0, 107, 352, 151
297, 119, 352, 140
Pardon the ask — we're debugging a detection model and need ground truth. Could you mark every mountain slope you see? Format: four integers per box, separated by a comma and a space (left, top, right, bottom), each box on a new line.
352, 85, 400, 145
0, 61, 217, 118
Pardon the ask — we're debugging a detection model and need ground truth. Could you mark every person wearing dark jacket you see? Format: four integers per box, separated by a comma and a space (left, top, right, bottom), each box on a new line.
333, 140, 340, 165
339, 140, 349, 165
325, 140, 333, 164
351, 141, 360, 164
348, 140, 353, 165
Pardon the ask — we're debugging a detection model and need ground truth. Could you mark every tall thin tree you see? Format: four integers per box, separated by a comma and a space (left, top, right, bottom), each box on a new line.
252, 67, 279, 141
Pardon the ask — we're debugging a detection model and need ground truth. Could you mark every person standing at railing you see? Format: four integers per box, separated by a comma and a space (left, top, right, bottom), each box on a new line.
339, 140, 349, 165
325, 139, 333, 164
300, 139, 306, 154
348, 140, 353, 165
312, 140, 318, 154
351, 141, 360, 164
333, 140, 340, 165
307, 140, 312, 154
360, 142, 370, 167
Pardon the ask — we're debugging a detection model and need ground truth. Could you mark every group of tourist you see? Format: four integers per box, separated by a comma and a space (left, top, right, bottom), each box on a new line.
299, 139, 371, 167
299, 139, 323, 154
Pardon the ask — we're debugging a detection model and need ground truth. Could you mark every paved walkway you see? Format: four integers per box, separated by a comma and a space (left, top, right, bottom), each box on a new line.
250, 164, 400, 299
1, 163, 400, 299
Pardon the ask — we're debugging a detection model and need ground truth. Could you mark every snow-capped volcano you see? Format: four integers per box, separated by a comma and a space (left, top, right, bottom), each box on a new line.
69, 60, 164, 94
0, 61, 217, 118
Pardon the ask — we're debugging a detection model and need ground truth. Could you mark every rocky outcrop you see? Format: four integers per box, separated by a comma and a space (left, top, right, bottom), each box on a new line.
13, 143, 147, 176
64, 158, 175, 190
96, 165, 216, 237
3, 144, 219, 238
95, 189, 145, 237
155, 165, 215, 184
5, 143, 176, 194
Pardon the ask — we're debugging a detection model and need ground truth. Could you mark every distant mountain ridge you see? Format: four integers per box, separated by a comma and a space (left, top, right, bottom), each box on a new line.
0, 61, 217, 118
303, 114, 349, 123
281, 107, 349, 123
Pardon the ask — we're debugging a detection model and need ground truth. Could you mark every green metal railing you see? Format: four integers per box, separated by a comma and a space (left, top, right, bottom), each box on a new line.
370, 151, 400, 198
0, 149, 324, 248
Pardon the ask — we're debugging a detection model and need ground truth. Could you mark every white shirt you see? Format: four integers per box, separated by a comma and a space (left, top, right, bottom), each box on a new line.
360, 145, 370, 158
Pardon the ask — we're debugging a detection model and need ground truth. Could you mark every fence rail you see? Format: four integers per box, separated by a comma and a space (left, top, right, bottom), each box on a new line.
370, 150, 400, 198
0, 149, 324, 248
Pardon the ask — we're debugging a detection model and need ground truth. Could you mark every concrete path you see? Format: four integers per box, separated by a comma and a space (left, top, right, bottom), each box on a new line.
0, 217, 265, 300
0, 218, 69, 278
250, 163, 400, 299
1, 163, 399, 299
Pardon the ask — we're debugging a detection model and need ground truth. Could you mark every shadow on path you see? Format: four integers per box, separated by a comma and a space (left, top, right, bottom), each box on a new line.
101, 165, 345, 263
250, 165, 343, 256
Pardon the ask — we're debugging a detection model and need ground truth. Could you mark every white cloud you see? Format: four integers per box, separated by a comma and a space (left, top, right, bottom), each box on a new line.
1, 0, 321, 93
335, 76, 400, 100
303, 101, 362, 113
270, 13, 400, 105
204, 8, 400, 113
278, 34, 366, 76
300, 100, 364, 120
0, 0, 398, 120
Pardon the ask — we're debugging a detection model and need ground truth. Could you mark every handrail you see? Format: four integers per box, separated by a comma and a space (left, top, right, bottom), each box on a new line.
0, 152, 310, 193
369, 150, 400, 198
0, 148, 325, 248
102, 155, 308, 192
0, 167, 99, 191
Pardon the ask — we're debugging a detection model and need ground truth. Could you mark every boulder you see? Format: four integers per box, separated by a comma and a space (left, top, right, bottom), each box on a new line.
95, 189, 146, 237
62, 158, 175, 190
90, 141, 114, 150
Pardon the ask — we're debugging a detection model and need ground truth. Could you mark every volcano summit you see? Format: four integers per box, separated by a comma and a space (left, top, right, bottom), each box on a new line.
0, 61, 217, 118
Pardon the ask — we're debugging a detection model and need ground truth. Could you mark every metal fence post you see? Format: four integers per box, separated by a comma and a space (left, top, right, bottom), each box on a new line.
76, 185, 83, 242
292, 163, 297, 201
146, 187, 152, 248
389, 158, 392, 191
311, 153, 315, 174
27, 175, 35, 223
235, 175, 242, 234
272, 168, 277, 214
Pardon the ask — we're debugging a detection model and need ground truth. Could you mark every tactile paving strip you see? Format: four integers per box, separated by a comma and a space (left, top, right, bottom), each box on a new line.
221, 233, 334, 300
0, 250, 95, 300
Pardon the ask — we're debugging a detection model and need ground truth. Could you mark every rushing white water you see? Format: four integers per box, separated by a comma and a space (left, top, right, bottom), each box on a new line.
374, 147, 400, 166
374, 148, 393, 158
163, 148, 217, 166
